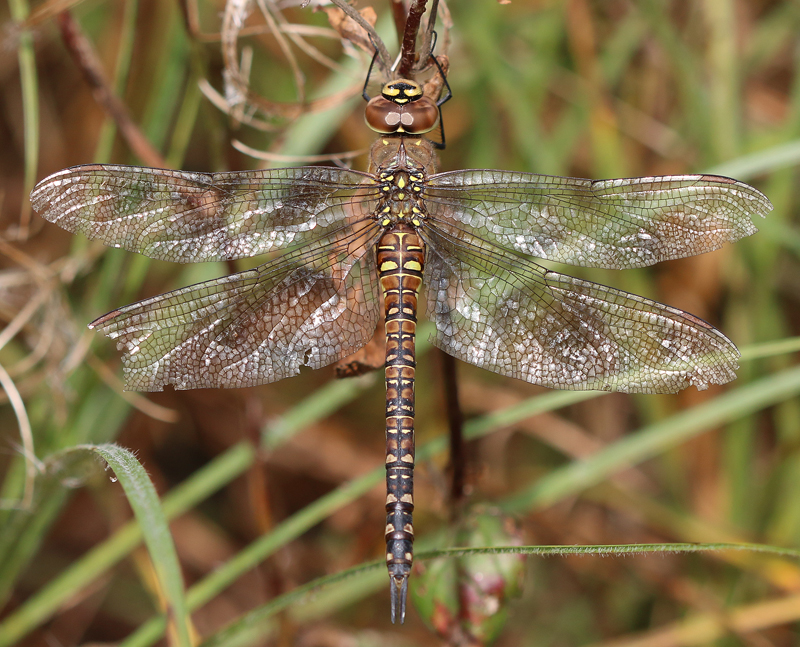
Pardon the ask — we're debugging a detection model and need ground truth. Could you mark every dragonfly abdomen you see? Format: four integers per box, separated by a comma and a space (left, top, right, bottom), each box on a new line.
377, 223, 425, 624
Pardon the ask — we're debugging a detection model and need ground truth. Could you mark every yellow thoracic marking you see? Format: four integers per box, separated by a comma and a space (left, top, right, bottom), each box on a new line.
385, 86, 400, 96
397, 177, 406, 188
397, 192, 405, 200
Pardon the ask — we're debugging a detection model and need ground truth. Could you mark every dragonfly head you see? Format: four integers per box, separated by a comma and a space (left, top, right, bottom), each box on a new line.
365, 79, 440, 136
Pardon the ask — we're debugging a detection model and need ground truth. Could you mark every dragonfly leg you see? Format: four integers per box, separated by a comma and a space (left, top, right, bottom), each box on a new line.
362, 42, 381, 101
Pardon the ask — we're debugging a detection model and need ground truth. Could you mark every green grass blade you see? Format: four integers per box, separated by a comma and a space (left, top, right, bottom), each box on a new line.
502, 364, 800, 513
116, 389, 601, 647
198, 540, 800, 646
87, 444, 192, 647
706, 139, 800, 179
418, 541, 800, 561
9, 0, 38, 234
0, 442, 255, 647
0, 381, 130, 605
115, 362, 800, 646
94, 0, 140, 163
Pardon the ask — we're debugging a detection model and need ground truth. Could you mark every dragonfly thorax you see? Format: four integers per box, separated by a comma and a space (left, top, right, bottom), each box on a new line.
365, 79, 440, 135
376, 169, 426, 227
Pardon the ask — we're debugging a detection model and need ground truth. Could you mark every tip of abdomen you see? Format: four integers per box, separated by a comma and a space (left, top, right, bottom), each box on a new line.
389, 570, 409, 624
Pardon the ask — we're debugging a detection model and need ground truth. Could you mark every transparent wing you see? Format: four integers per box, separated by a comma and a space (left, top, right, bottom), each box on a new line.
90, 220, 383, 391
32, 164, 379, 262
421, 220, 739, 393
423, 172, 772, 269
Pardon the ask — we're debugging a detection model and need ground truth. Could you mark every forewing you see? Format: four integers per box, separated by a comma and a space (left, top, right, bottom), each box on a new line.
90, 220, 383, 391
421, 222, 739, 393
423, 172, 772, 269
32, 164, 378, 262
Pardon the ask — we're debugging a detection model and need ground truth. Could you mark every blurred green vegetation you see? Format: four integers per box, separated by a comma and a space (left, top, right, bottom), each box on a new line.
1, 0, 800, 645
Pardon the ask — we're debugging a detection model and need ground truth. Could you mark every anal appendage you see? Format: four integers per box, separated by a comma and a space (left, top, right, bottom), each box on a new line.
389, 568, 409, 624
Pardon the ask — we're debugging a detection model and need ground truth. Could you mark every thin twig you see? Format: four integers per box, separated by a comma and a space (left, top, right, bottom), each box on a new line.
398, 0, 428, 78
328, 0, 391, 75
439, 350, 466, 510
221, 1, 304, 121
233, 139, 366, 164
418, 0, 453, 76
56, 12, 166, 168
182, 0, 341, 44
417, 0, 440, 72
0, 282, 50, 354
87, 354, 180, 423
255, 0, 306, 105
0, 361, 40, 511
261, 0, 350, 75
20, 0, 80, 28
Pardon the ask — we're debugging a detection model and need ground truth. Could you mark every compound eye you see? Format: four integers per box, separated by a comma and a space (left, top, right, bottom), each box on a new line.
365, 95, 440, 134
365, 96, 403, 133
400, 96, 439, 134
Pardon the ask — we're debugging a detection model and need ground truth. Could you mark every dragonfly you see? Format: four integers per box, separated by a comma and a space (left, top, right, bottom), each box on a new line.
32, 60, 772, 623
